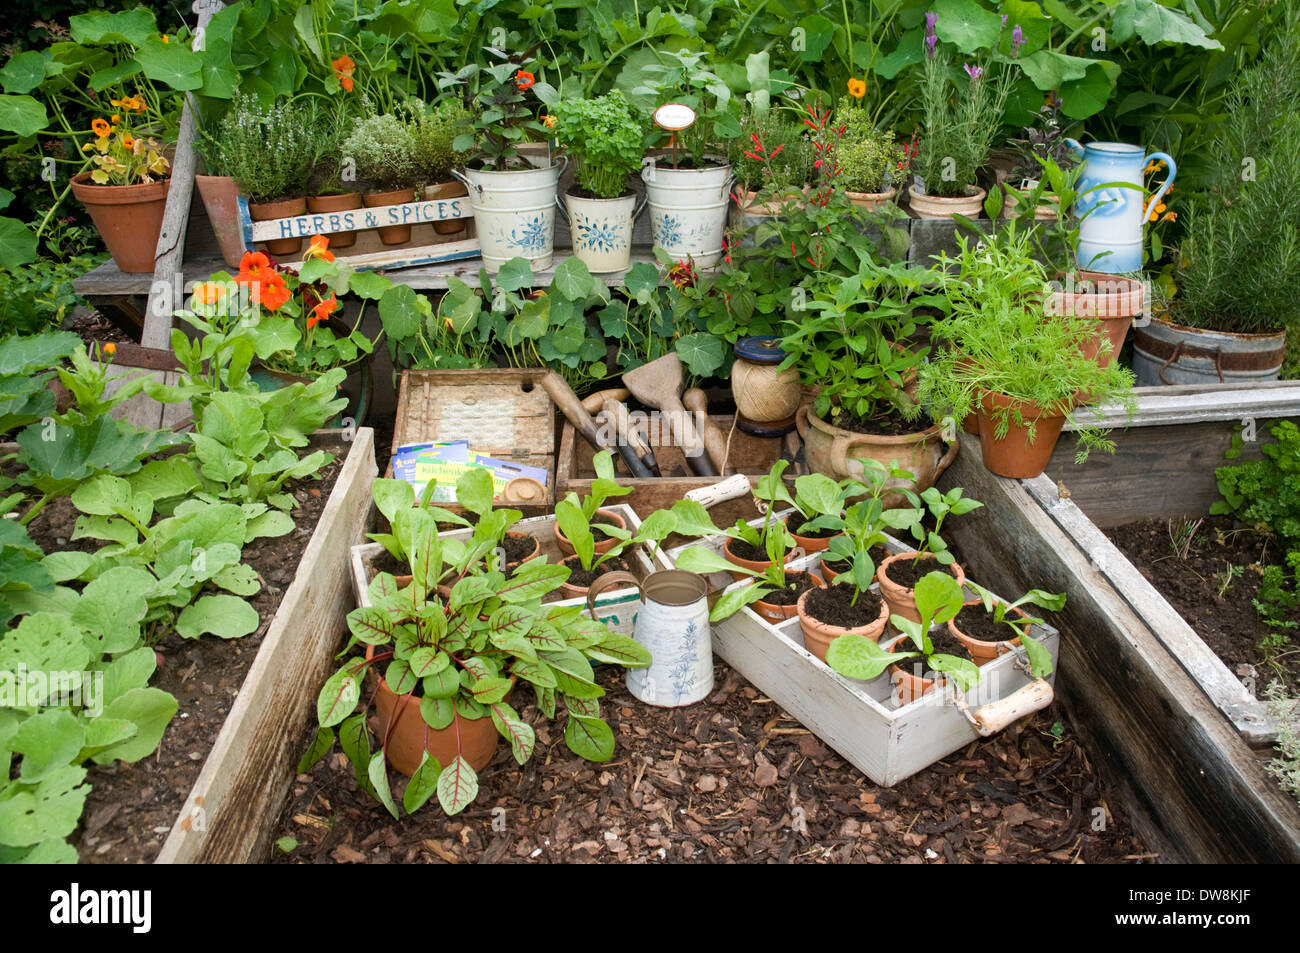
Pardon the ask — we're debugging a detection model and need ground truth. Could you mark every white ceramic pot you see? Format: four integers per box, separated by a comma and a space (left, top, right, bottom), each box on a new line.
453, 159, 567, 272
642, 160, 733, 267
558, 191, 647, 273
907, 184, 986, 220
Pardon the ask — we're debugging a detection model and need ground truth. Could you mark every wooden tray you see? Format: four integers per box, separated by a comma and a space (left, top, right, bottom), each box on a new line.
389, 367, 558, 515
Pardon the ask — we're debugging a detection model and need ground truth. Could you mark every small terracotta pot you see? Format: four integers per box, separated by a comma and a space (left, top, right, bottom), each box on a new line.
248, 196, 307, 256
950, 600, 1030, 665
307, 191, 363, 248
363, 186, 417, 244
554, 508, 627, 557
557, 553, 613, 600
194, 174, 244, 268
845, 186, 897, 212
70, 172, 169, 273
367, 644, 505, 777
1002, 192, 1059, 221
723, 535, 774, 582
907, 184, 986, 220
886, 635, 934, 704
428, 180, 470, 235
785, 515, 841, 554
877, 551, 967, 625
819, 558, 847, 584
976, 391, 1067, 480
796, 585, 890, 664
753, 572, 826, 624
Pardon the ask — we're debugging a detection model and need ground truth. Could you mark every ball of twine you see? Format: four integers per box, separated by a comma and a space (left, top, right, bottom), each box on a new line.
732, 359, 802, 422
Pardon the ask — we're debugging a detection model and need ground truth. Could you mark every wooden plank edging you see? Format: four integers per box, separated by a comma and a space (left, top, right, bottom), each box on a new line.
154, 427, 377, 863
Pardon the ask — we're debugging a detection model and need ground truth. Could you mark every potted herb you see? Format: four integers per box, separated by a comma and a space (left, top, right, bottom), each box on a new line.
951, 581, 1066, 664
203, 92, 314, 256
552, 451, 630, 557
834, 95, 902, 212
554, 503, 679, 599
881, 571, 980, 702
876, 484, 980, 623
819, 458, 923, 583
784, 472, 853, 553
729, 106, 813, 216
444, 48, 562, 272
918, 227, 1136, 478
552, 91, 648, 273
909, 14, 1023, 219
341, 110, 421, 245
409, 97, 474, 235
306, 469, 651, 817
305, 97, 364, 249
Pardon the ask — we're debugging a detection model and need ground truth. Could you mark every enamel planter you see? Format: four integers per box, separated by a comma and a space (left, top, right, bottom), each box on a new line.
453, 160, 566, 273
642, 160, 733, 267
1065, 140, 1176, 274
558, 191, 647, 273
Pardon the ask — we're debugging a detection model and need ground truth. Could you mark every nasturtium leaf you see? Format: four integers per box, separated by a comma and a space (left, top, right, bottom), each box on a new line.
565, 714, 615, 762
493, 257, 534, 293
403, 752, 442, 813
0, 94, 47, 136
551, 255, 596, 300
134, 36, 204, 90
436, 755, 478, 815
378, 284, 423, 341
69, 8, 157, 45
674, 332, 725, 378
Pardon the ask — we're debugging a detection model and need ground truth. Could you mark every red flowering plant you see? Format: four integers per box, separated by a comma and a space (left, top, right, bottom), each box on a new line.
440, 46, 557, 171
179, 237, 379, 379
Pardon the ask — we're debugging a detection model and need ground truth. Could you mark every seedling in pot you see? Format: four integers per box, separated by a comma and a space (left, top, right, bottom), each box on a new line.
367, 477, 470, 570
897, 485, 983, 567
676, 519, 802, 622
964, 581, 1061, 678
824, 458, 924, 597
884, 570, 980, 691
788, 472, 852, 539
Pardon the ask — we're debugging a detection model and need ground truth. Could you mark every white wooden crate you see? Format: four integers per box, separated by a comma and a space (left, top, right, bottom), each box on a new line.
348, 503, 674, 638
666, 517, 1060, 786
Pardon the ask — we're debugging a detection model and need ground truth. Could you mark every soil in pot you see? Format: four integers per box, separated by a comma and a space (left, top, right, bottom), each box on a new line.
803, 584, 885, 630
952, 603, 1029, 644
884, 555, 956, 591
499, 533, 542, 564
727, 538, 769, 562
820, 544, 890, 583
758, 571, 822, 608
563, 555, 631, 591
823, 406, 931, 437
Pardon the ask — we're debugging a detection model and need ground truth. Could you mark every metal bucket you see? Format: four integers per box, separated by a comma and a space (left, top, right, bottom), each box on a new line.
1132, 317, 1286, 385
556, 190, 647, 274
453, 160, 566, 273
642, 160, 733, 268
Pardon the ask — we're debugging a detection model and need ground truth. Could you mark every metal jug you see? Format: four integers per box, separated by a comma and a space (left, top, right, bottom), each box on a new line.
1064, 140, 1176, 274
586, 569, 714, 707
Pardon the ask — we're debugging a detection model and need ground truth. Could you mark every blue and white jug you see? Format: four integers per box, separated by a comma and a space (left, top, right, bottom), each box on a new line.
1064, 140, 1176, 274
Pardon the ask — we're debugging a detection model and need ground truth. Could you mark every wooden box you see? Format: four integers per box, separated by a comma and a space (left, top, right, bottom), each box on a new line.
666, 517, 1059, 787
389, 367, 558, 515
349, 503, 674, 638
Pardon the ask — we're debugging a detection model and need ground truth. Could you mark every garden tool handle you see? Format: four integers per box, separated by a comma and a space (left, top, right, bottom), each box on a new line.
685, 474, 752, 509
969, 679, 1054, 736
667, 404, 717, 477
554, 193, 569, 224
585, 571, 643, 616
582, 388, 630, 415
1141, 151, 1177, 222
599, 400, 654, 478
540, 370, 612, 455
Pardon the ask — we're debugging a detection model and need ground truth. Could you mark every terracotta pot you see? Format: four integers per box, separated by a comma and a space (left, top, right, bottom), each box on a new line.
248, 196, 306, 256
194, 174, 245, 268
1002, 192, 1059, 220
557, 552, 626, 601
427, 180, 470, 235
307, 191, 363, 248
753, 572, 826, 624
819, 558, 847, 584
796, 585, 891, 664
363, 186, 417, 245
70, 172, 169, 273
886, 635, 934, 704
1045, 271, 1144, 369
796, 406, 959, 510
785, 514, 841, 554
845, 186, 897, 212
877, 551, 967, 625
976, 391, 1067, 480
367, 644, 504, 777
554, 508, 627, 557
723, 535, 773, 582
907, 185, 986, 220
950, 600, 1030, 665
961, 412, 981, 436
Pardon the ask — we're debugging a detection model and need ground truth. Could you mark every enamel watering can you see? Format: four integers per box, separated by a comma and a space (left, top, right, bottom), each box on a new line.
1064, 140, 1176, 274
587, 569, 714, 707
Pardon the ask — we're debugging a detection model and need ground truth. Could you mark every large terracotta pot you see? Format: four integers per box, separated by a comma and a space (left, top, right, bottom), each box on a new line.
70, 172, 169, 273
1045, 271, 1144, 368
877, 551, 967, 625
427, 180, 470, 235
753, 572, 826, 624
367, 644, 505, 778
194, 174, 244, 268
307, 191, 363, 248
363, 186, 417, 245
950, 600, 1030, 665
845, 186, 897, 212
907, 185, 986, 220
976, 391, 1067, 480
553, 508, 627, 557
249, 196, 306, 257
796, 406, 959, 509
796, 585, 890, 664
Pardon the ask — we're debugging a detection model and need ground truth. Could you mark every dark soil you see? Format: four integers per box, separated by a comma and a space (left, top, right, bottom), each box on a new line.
788, 519, 838, 540
727, 538, 769, 563
1104, 516, 1300, 693
370, 548, 405, 579
67, 309, 136, 349
823, 407, 934, 438
272, 662, 1151, 864
500, 533, 541, 564
884, 556, 959, 591
954, 604, 1029, 644
928, 627, 970, 662
50, 460, 343, 864
804, 585, 884, 629
758, 571, 818, 607
565, 556, 631, 590
569, 186, 634, 201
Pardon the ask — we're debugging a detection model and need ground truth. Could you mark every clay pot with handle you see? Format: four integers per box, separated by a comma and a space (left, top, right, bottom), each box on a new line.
795, 406, 959, 509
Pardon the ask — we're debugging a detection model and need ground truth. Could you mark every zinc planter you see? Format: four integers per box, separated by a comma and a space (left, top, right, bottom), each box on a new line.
362, 187, 417, 245
70, 172, 169, 273
453, 162, 565, 273
194, 174, 245, 268
643, 161, 733, 267
1132, 316, 1286, 386
559, 190, 645, 273
248, 196, 306, 257
307, 191, 363, 248
907, 185, 986, 220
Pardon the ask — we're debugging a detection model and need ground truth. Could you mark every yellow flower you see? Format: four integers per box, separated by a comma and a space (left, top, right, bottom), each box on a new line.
1156, 202, 1167, 213
111, 115, 120, 125
121, 133, 136, 150
847, 78, 866, 99
103, 342, 116, 358
543, 114, 556, 129
193, 282, 225, 305
161, 35, 169, 44
91, 118, 111, 137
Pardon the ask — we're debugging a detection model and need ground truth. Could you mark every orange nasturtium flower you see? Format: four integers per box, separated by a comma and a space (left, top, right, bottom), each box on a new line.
102, 342, 116, 358
91, 118, 111, 137
235, 251, 274, 284
543, 114, 556, 129
333, 55, 356, 92
121, 133, 136, 150
304, 234, 334, 262
308, 294, 339, 329
257, 275, 292, 312
847, 78, 866, 99
515, 70, 535, 90
193, 282, 225, 305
